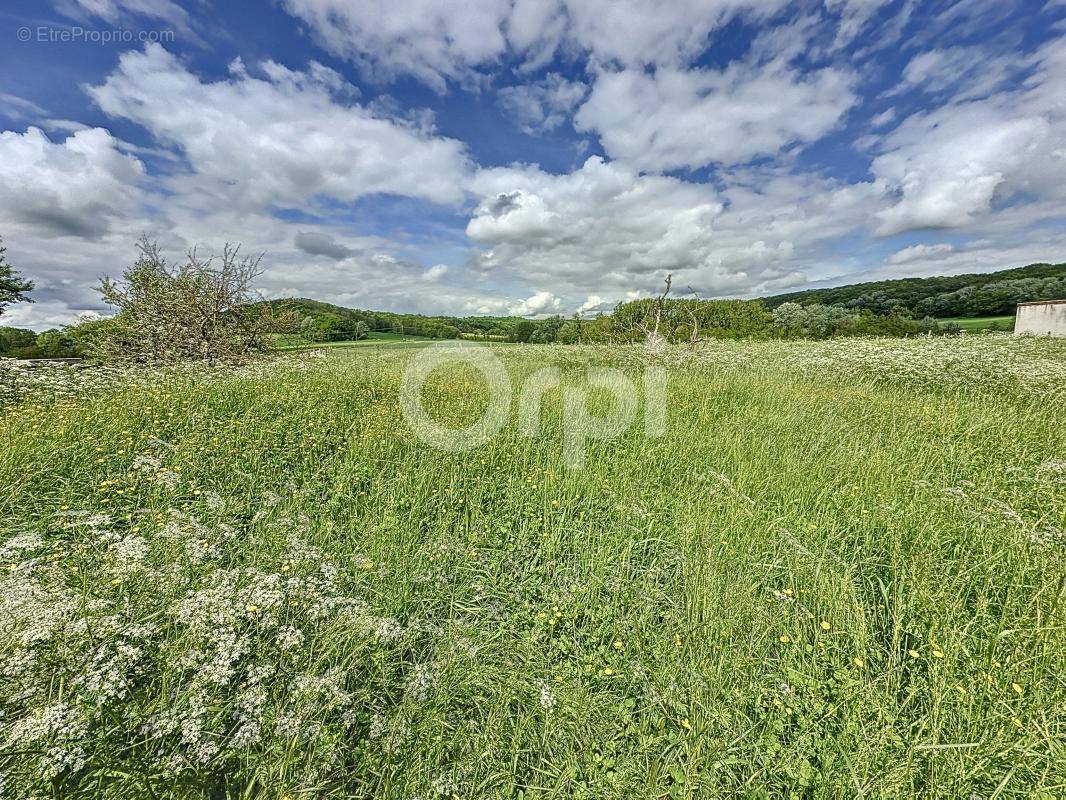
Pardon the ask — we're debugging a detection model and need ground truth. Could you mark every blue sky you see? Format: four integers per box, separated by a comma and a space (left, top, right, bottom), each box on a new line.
1, 0, 1064, 329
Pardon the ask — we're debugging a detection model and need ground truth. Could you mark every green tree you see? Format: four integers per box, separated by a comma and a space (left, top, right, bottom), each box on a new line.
0, 326, 36, 355
0, 237, 34, 319
771, 302, 807, 335
511, 320, 536, 343
557, 321, 580, 344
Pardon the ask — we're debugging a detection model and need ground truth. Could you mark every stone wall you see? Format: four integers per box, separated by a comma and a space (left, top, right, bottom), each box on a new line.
1015, 301, 1066, 337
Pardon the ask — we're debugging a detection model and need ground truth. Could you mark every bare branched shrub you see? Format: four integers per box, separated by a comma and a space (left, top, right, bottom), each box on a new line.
86, 236, 291, 363
636, 274, 672, 350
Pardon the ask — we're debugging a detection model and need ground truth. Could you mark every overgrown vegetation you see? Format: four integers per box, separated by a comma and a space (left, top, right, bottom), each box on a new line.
79, 237, 295, 364
1, 336, 1063, 797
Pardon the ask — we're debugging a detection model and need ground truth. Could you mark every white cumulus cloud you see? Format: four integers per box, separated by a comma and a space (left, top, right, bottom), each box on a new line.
88, 44, 472, 211
575, 59, 857, 171
279, 0, 790, 89
0, 126, 145, 238
886, 243, 955, 265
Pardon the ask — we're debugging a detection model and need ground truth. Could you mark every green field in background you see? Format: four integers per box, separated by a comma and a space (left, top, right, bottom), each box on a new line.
939, 315, 1015, 331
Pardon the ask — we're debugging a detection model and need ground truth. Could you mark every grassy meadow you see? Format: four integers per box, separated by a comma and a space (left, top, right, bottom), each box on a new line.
1, 336, 1064, 798
940, 317, 1016, 332
272, 331, 436, 351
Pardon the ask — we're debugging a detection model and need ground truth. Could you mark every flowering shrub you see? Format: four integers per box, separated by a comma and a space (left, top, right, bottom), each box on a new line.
0, 503, 417, 792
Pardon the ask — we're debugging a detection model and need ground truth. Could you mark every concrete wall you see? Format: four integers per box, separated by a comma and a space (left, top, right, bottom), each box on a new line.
1015, 301, 1066, 337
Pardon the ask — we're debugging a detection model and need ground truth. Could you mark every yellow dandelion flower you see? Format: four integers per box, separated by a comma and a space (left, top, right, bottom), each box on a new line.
681, 718, 691, 730
246, 604, 259, 613
779, 634, 791, 643
602, 667, 614, 676
820, 621, 831, 631
613, 639, 623, 650
853, 657, 865, 668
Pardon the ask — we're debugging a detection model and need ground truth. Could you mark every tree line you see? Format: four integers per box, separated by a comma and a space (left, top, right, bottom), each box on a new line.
2, 236, 1060, 362
761, 262, 1065, 318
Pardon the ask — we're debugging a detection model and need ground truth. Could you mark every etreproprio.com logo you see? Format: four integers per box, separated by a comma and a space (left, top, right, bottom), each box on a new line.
17, 26, 175, 44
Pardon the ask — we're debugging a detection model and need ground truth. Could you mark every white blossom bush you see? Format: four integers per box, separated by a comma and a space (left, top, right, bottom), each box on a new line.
0, 504, 416, 794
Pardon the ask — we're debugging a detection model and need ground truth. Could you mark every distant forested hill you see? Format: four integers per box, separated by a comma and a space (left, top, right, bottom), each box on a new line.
257, 297, 523, 340
760, 262, 1066, 317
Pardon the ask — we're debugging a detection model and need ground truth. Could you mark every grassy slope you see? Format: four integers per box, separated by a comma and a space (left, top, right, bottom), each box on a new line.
1, 339, 1064, 798
941, 316, 1016, 331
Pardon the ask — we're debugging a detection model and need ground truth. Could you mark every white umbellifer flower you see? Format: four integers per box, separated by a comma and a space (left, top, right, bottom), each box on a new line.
0, 532, 44, 562
131, 453, 163, 472
1, 574, 79, 647
109, 535, 149, 572
1029, 524, 1066, 547
231, 721, 261, 747
6, 701, 89, 777
537, 680, 557, 711
154, 470, 182, 490
368, 712, 386, 739
0, 648, 37, 678
80, 640, 145, 702
273, 713, 301, 738
276, 625, 305, 651
431, 774, 457, 796
405, 664, 435, 703
59, 511, 113, 531
371, 617, 403, 641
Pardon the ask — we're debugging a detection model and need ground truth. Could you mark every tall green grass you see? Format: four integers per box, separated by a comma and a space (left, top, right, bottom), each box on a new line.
0, 338, 1063, 798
